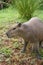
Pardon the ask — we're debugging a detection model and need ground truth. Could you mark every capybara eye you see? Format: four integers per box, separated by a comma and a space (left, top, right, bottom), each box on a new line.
13, 28, 16, 30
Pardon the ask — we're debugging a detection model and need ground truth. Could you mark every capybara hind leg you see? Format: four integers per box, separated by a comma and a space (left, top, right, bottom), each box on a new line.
32, 41, 42, 53
33, 42, 41, 59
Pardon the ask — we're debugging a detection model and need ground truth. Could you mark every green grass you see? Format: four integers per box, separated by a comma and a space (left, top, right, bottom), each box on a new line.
0, 7, 43, 24
0, 6, 19, 24
14, 0, 43, 20
0, 47, 12, 58
33, 10, 43, 20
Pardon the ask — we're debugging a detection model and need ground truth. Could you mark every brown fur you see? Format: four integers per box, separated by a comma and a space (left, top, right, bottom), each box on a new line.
6, 17, 43, 57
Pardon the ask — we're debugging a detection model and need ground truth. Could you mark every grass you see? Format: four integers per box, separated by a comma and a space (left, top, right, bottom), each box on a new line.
0, 6, 19, 24
0, 7, 43, 24
14, 0, 43, 20
0, 7, 43, 28
33, 10, 43, 20
0, 47, 12, 58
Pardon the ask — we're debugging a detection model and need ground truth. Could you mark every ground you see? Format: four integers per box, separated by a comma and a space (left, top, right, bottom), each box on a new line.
0, 6, 43, 65
0, 22, 43, 65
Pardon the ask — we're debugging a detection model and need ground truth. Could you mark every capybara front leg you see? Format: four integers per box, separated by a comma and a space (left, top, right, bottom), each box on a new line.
21, 41, 28, 53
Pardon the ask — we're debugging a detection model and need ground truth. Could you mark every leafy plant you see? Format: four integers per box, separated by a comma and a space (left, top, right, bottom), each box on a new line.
14, 0, 43, 20
13, 42, 20, 49
0, 47, 12, 58
39, 48, 43, 58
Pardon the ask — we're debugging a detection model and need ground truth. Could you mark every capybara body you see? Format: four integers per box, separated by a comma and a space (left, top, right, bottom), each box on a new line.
6, 17, 43, 58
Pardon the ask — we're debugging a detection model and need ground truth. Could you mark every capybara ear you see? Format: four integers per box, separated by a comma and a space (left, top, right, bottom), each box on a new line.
18, 23, 22, 27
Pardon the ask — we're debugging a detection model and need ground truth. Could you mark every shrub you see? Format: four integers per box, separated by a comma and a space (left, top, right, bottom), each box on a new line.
14, 0, 43, 20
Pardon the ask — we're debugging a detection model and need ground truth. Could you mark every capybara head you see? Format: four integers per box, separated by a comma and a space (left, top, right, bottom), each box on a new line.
6, 23, 23, 38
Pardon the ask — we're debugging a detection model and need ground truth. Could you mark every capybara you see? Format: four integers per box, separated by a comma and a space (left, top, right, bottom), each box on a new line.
6, 17, 43, 59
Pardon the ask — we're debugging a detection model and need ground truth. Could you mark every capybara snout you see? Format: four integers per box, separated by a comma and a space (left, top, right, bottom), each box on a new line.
6, 29, 16, 38
6, 32, 11, 38
6, 23, 22, 38
6, 32, 9, 37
